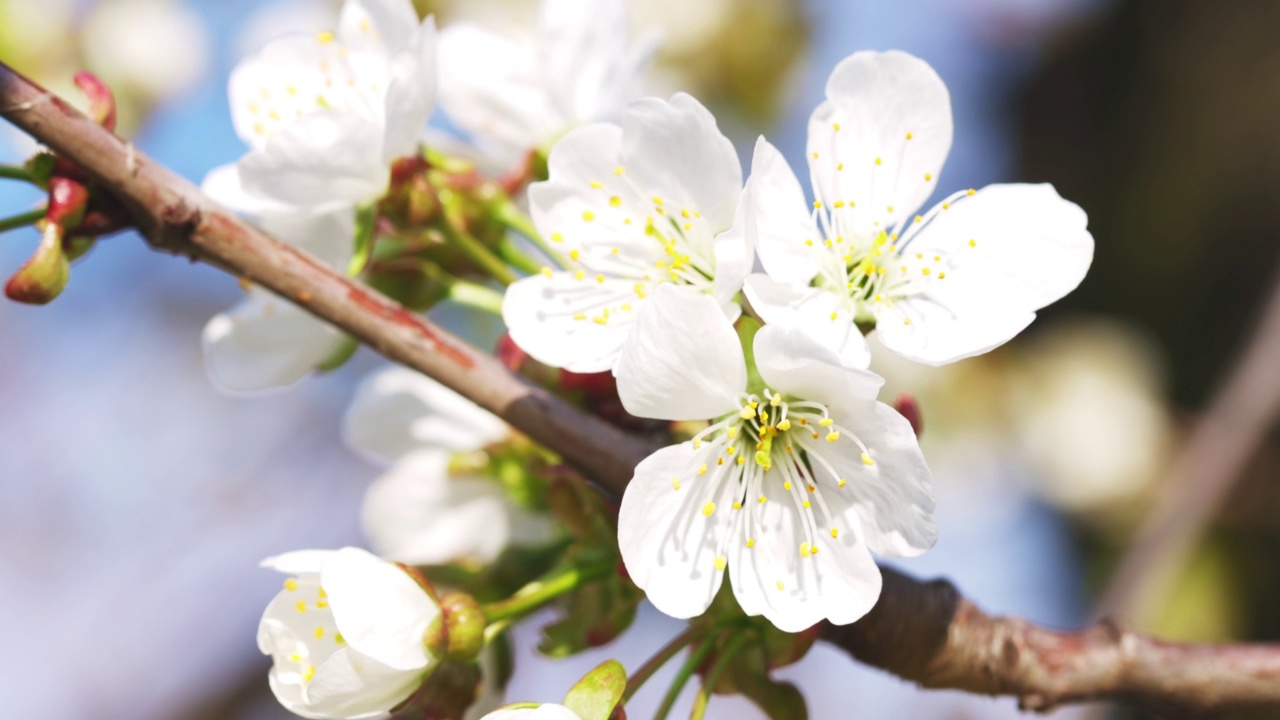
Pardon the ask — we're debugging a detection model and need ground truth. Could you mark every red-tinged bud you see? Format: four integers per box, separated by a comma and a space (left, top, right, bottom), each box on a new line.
6, 223, 69, 304
893, 392, 923, 438
73, 71, 116, 131
46, 177, 90, 230
559, 369, 618, 402
495, 333, 528, 372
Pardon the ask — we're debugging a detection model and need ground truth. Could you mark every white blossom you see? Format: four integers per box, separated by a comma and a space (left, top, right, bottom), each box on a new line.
614, 285, 935, 632
344, 367, 556, 566
438, 0, 659, 164
259, 547, 440, 719
741, 50, 1094, 367
204, 0, 436, 215
502, 93, 748, 373
477, 704, 581, 720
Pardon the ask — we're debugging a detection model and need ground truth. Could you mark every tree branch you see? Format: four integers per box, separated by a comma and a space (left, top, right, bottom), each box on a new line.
4, 61, 1280, 714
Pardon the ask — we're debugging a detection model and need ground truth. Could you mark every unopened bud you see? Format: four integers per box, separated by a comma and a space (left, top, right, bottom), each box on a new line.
438, 591, 485, 663
893, 393, 923, 438
73, 71, 117, 131
6, 223, 69, 304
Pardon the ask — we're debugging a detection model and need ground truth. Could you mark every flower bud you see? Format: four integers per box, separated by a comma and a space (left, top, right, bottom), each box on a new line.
72, 70, 117, 131
893, 392, 923, 438
438, 591, 486, 663
5, 223, 69, 305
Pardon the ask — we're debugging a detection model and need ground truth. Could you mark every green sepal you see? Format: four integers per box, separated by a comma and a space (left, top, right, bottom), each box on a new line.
24, 152, 56, 190
562, 659, 627, 720
315, 336, 359, 373
736, 314, 765, 395
347, 203, 378, 277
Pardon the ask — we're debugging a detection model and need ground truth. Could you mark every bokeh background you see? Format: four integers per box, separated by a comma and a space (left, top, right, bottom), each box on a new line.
2, 0, 1277, 717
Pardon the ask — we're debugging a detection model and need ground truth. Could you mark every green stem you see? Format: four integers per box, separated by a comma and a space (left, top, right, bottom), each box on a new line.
439, 221, 517, 286
0, 207, 45, 235
0, 165, 33, 184
623, 624, 704, 702
496, 235, 544, 276
446, 277, 504, 315
653, 634, 720, 720
494, 200, 571, 269
688, 632, 751, 720
481, 557, 613, 625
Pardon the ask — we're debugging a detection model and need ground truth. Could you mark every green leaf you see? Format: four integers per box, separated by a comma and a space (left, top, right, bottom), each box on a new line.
538, 571, 641, 658
562, 659, 627, 720
24, 152, 56, 190
347, 203, 378, 277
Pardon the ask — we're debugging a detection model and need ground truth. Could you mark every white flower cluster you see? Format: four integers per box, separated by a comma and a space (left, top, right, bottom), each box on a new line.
209, 0, 1093, 715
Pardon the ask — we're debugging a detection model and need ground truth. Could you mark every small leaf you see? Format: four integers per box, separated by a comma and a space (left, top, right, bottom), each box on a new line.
562, 659, 627, 720
348, 203, 378, 277
5, 223, 69, 305
539, 571, 641, 657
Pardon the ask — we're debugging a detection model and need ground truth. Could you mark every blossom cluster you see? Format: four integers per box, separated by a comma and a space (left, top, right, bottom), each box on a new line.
200, 0, 1093, 716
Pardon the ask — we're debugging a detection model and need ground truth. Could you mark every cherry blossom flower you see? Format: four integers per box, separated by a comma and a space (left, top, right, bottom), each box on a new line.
201, 212, 350, 392
259, 547, 441, 719
741, 50, 1094, 367
344, 367, 556, 565
204, 0, 436, 216
437, 0, 659, 163
477, 705, 580, 720
502, 93, 748, 373
614, 285, 935, 632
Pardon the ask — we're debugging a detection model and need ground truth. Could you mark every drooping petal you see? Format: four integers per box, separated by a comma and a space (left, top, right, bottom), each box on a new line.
616, 93, 742, 234
618, 441, 741, 620
728, 476, 882, 632
338, 0, 421, 56
361, 451, 515, 565
381, 16, 437, 162
614, 285, 745, 421
343, 367, 507, 463
812, 401, 936, 558
321, 547, 438, 671
752, 323, 882, 408
744, 137, 823, 285
305, 646, 425, 718
202, 290, 347, 393
501, 271, 639, 373
239, 112, 388, 212
807, 50, 952, 233
743, 274, 871, 369
478, 705, 582, 720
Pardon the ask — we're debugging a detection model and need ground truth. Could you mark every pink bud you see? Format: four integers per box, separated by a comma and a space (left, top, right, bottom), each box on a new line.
6, 223, 69, 305
893, 393, 923, 438
73, 71, 116, 131
46, 177, 90, 230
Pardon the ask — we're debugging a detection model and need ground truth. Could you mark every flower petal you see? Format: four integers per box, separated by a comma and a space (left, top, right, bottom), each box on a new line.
744, 136, 823, 285
710, 186, 752, 311
239, 112, 388, 212
361, 450, 515, 565
381, 16, 437, 162
343, 366, 507, 463
874, 301, 1036, 366
743, 274, 871, 369
339, 0, 421, 56
229, 35, 346, 151
202, 290, 347, 393
479, 705, 582, 720
306, 646, 425, 719
814, 401, 936, 558
614, 284, 745, 421
807, 50, 952, 232
618, 441, 740, 620
752, 323, 882, 409
322, 547, 438, 671
202, 163, 295, 217
261, 549, 331, 575
501, 271, 639, 373
540, 0, 649, 123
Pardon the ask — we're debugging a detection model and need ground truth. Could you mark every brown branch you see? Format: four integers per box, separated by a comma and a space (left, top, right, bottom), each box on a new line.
4, 61, 1280, 714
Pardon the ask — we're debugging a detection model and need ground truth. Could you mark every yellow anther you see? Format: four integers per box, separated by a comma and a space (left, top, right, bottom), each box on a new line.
818, 418, 834, 427
831, 528, 840, 538
289, 653, 301, 662
747, 538, 756, 548
813, 201, 822, 209
777, 419, 791, 431
887, 205, 894, 213
802, 500, 811, 509
672, 477, 681, 490
736, 456, 745, 465
590, 180, 603, 189
922, 268, 931, 276
541, 267, 554, 278
784, 481, 793, 491
573, 313, 587, 321
739, 407, 755, 419
838, 478, 848, 487
943, 202, 951, 210
582, 210, 595, 222
837, 163, 845, 171
683, 224, 691, 231
652, 196, 663, 205
726, 427, 739, 438
569, 249, 580, 260
574, 270, 585, 280
905, 131, 914, 140
551, 232, 564, 243
760, 409, 769, 422
716, 457, 724, 466
714, 556, 727, 571
812, 151, 819, 159
874, 294, 883, 303
830, 312, 839, 321
596, 274, 606, 283
833, 122, 841, 131
733, 501, 742, 510
303, 665, 316, 682
811, 546, 819, 555
726, 445, 736, 455
938, 272, 946, 279
759, 495, 767, 504
834, 200, 845, 208
861, 452, 875, 466
804, 239, 814, 247
284, 578, 299, 592
296, 600, 307, 613
969, 239, 977, 247
875, 157, 882, 165
315, 600, 328, 609
614, 166, 626, 175
702, 501, 716, 517
317, 30, 335, 43
314, 627, 325, 639
800, 543, 811, 557
592, 315, 608, 326
967, 188, 976, 196
777, 580, 785, 591
924, 173, 933, 181
609, 196, 622, 207
681, 209, 691, 219
903, 318, 912, 325
914, 215, 923, 223
697, 463, 707, 476
826, 432, 840, 442
770, 393, 782, 407
807, 484, 816, 493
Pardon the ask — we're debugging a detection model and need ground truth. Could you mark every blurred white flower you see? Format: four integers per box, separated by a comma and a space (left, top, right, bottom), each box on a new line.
502, 93, 747, 373
205, 0, 436, 215
477, 704, 580, 720
741, 50, 1094, 367
344, 367, 556, 566
258, 547, 440, 719
614, 286, 935, 632
437, 0, 659, 164
81, 0, 210, 104
201, 212, 351, 392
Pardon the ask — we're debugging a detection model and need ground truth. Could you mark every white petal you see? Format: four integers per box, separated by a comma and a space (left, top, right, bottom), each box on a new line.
807, 50, 952, 231
710, 187, 752, 311
616, 93, 742, 232
744, 137, 822, 285
339, 0, 421, 55
344, 366, 506, 463
202, 290, 347, 393
727, 475, 882, 632
743, 274, 871, 369
618, 441, 740, 620
813, 401, 936, 558
479, 705, 582, 720
306, 646, 425, 719
202, 163, 296, 217
261, 549, 332, 574
361, 451, 514, 565
239, 112, 388, 211
321, 547, 439, 671
438, 23, 559, 154
752, 323, 882, 408
257, 209, 355, 267
381, 16, 437, 162
229, 35, 341, 151
540, 0, 650, 123
614, 284, 744, 421
501, 272, 638, 373
874, 301, 1035, 367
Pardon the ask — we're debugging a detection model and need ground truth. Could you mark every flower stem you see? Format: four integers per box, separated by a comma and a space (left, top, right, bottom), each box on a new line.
0, 165, 33, 183
481, 556, 613, 625
496, 235, 544, 276
652, 634, 720, 720
688, 632, 751, 720
0, 207, 45, 235
439, 221, 517, 286
446, 277, 504, 315
623, 624, 704, 702
494, 200, 570, 269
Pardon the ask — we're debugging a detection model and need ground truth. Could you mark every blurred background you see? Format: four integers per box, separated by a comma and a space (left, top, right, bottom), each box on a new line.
2, 0, 1278, 717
